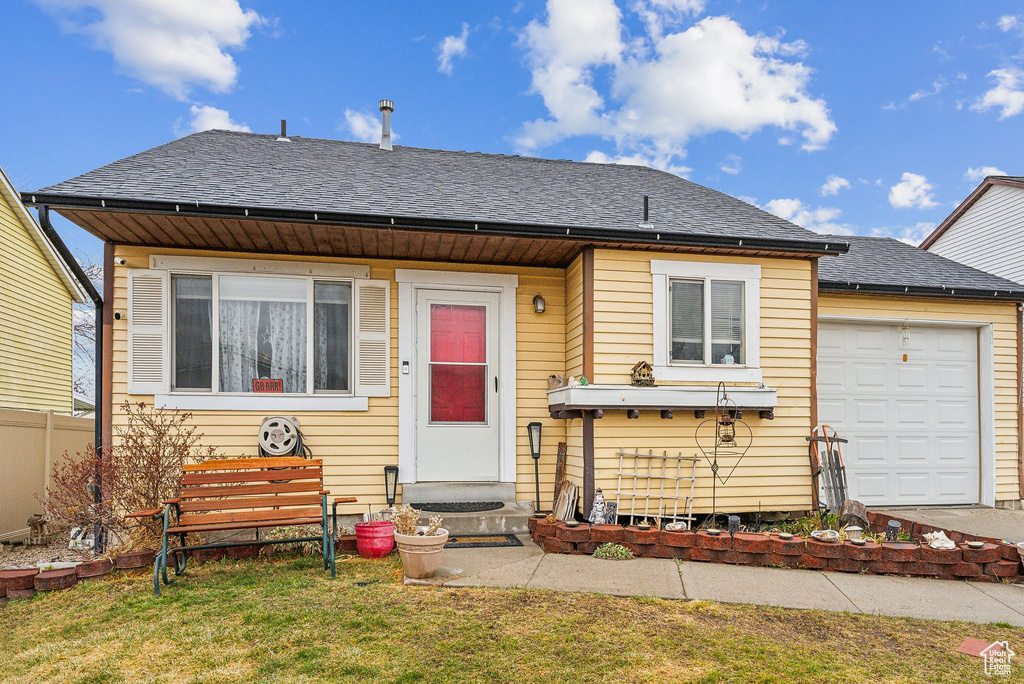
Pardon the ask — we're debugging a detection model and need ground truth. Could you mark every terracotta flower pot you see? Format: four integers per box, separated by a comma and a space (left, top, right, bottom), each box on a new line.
395, 529, 449, 579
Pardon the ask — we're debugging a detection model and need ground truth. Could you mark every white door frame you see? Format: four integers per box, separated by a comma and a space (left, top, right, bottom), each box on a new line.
818, 314, 996, 506
396, 269, 518, 484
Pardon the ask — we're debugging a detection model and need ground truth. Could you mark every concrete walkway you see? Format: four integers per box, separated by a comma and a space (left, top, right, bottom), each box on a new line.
415, 536, 1024, 626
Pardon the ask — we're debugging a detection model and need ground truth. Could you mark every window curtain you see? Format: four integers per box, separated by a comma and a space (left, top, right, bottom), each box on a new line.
268, 301, 307, 393
219, 300, 260, 392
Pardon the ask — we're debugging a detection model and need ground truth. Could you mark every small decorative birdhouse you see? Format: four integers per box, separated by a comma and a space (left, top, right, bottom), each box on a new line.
630, 360, 655, 387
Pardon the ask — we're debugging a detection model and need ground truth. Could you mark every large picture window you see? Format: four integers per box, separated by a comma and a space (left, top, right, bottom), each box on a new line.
171, 273, 352, 394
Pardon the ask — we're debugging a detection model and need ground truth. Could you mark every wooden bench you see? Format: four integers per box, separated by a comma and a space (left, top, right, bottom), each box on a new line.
133, 457, 356, 596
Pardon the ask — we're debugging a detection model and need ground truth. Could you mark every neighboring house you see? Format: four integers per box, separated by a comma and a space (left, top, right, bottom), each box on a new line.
22, 121, 1024, 515
0, 165, 89, 413
921, 175, 1024, 284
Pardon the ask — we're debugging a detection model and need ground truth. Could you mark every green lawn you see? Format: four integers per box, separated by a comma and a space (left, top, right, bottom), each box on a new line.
1, 554, 1020, 683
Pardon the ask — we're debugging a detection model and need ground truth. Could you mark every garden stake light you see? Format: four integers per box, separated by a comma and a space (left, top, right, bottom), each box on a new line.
384, 466, 399, 507
528, 422, 542, 513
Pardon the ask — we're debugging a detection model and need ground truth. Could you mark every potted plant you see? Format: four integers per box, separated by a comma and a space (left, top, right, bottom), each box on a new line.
392, 505, 448, 579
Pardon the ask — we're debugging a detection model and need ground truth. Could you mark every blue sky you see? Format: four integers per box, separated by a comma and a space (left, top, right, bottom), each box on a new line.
3, 0, 1024, 264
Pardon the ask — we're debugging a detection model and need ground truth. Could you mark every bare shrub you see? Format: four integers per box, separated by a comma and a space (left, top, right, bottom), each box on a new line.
38, 401, 217, 542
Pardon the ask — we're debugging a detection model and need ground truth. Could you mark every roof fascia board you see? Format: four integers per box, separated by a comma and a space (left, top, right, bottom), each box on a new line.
0, 169, 89, 303
21, 192, 850, 257
920, 177, 1024, 250
818, 280, 1024, 301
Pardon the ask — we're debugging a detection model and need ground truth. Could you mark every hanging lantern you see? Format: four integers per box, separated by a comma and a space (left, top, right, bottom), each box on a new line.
718, 413, 736, 444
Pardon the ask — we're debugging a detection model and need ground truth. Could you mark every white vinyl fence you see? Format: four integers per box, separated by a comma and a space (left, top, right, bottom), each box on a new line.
0, 408, 93, 541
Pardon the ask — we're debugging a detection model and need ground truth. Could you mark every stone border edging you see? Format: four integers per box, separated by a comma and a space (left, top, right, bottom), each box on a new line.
528, 515, 1023, 582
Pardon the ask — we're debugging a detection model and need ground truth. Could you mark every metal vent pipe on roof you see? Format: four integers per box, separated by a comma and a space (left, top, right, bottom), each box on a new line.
277, 119, 290, 142
638, 194, 654, 229
379, 99, 394, 151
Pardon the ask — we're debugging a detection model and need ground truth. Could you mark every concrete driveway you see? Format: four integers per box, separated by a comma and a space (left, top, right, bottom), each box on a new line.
875, 506, 1024, 543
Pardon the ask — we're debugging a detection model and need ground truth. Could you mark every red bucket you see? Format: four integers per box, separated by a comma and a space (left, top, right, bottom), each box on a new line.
354, 521, 395, 559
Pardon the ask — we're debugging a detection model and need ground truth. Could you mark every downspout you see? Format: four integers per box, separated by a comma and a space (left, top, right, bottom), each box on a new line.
37, 206, 105, 545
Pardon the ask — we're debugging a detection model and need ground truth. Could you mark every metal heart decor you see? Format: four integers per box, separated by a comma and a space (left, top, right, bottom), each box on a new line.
695, 382, 752, 486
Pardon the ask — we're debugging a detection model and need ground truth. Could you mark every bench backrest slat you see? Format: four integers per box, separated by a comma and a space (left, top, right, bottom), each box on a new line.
183, 457, 321, 472
179, 506, 324, 527
181, 467, 321, 487
171, 457, 329, 532
179, 494, 323, 513
180, 481, 322, 499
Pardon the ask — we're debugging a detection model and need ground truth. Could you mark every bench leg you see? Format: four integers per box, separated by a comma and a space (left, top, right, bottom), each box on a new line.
321, 495, 329, 571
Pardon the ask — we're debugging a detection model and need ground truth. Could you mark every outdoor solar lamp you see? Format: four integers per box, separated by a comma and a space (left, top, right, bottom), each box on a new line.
886, 520, 901, 542
384, 466, 399, 507
728, 515, 740, 536
528, 421, 543, 512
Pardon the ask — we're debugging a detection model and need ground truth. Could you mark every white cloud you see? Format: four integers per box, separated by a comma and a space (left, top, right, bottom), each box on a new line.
583, 149, 691, 176
819, 174, 850, 196
718, 153, 741, 175
888, 172, 939, 209
908, 78, 946, 102
631, 0, 707, 39
517, 1, 835, 166
965, 165, 1007, 181
37, 0, 264, 100
971, 68, 1024, 119
437, 22, 470, 75
341, 108, 399, 144
187, 105, 250, 132
998, 15, 1021, 32
869, 222, 935, 246
763, 198, 850, 234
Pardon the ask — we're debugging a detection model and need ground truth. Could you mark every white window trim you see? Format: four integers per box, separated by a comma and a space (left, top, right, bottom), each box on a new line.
395, 269, 518, 484
154, 394, 368, 412
651, 260, 761, 383
165, 263, 357, 399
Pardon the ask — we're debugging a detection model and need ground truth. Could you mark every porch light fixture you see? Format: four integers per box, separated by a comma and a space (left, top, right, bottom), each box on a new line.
533, 294, 546, 314
384, 466, 399, 507
528, 421, 543, 512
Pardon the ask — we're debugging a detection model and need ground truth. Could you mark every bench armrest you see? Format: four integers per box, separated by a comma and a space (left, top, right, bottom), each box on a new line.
333, 496, 357, 504
125, 508, 161, 519
163, 498, 182, 505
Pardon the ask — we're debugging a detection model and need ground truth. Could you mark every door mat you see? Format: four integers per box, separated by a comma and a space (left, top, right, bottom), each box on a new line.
445, 534, 523, 549
415, 501, 504, 513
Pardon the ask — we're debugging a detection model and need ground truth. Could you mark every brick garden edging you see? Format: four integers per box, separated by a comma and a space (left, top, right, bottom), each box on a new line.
527, 515, 1024, 583
1, 537, 359, 602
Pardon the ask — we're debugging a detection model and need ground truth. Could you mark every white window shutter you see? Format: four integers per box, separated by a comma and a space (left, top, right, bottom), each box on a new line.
127, 269, 169, 395
354, 279, 390, 397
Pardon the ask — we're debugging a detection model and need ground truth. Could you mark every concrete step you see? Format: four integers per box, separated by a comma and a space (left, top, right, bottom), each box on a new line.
402, 482, 516, 504
426, 502, 533, 536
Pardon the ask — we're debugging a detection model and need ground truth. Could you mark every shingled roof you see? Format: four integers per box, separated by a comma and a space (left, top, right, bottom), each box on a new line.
31, 129, 844, 252
819, 235, 1024, 300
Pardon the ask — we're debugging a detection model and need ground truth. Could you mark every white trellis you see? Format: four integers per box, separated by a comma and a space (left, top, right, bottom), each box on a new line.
613, 449, 698, 528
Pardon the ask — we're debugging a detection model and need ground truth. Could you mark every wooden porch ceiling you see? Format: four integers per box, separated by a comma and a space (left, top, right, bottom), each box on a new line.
59, 209, 824, 267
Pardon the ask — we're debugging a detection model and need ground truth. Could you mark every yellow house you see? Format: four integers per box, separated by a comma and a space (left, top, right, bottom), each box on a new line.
23, 121, 1024, 525
0, 166, 90, 413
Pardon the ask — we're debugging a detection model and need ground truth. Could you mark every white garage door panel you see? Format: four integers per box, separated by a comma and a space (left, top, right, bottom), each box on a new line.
817, 322, 980, 506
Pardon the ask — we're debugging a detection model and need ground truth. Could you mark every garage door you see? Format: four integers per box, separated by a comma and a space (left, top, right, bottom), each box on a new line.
817, 321, 979, 506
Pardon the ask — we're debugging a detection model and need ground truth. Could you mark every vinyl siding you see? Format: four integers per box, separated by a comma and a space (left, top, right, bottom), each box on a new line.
590, 249, 814, 513
818, 292, 1021, 503
562, 254, 585, 495
111, 246, 566, 513
0, 193, 73, 413
929, 184, 1024, 285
